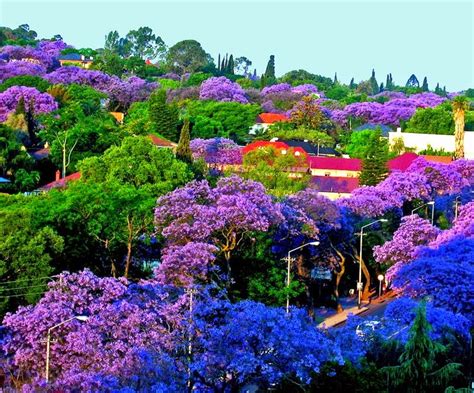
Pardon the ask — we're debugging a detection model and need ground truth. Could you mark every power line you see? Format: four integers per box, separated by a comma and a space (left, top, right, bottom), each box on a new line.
0, 276, 57, 285
0, 291, 47, 299
0, 284, 50, 292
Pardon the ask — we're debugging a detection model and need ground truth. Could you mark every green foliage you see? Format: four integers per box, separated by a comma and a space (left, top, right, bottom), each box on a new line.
122, 101, 154, 135
176, 118, 192, 163
382, 303, 462, 393
91, 50, 124, 77
266, 127, 334, 151
0, 124, 39, 192
0, 200, 63, 313
418, 145, 453, 156
405, 107, 454, 135
166, 40, 210, 74
157, 78, 181, 90
241, 146, 309, 197
148, 89, 180, 141
78, 136, 193, 195
325, 85, 351, 100
357, 129, 389, 186
39, 103, 121, 175
264, 55, 275, 79
183, 72, 212, 87
0, 75, 50, 93
187, 100, 260, 144
66, 84, 107, 115
279, 69, 333, 91
369, 69, 379, 94
307, 361, 386, 393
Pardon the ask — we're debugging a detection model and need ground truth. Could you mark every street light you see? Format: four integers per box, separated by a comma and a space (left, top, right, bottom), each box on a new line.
286, 241, 320, 313
411, 201, 435, 225
45, 315, 89, 383
377, 274, 384, 297
358, 219, 388, 309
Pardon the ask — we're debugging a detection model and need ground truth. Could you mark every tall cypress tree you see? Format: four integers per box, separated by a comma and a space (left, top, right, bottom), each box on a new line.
176, 118, 192, 163
382, 303, 461, 393
434, 83, 442, 95
349, 78, 355, 89
264, 55, 275, 79
379, 82, 384, 92
369, 68, 379, 95
227, 54, 234, 74
148, 89, 179, 142
217, 53, 221, 72
333, 72, 338, 84
421, 76, 429, 92
359, 129, 389, 186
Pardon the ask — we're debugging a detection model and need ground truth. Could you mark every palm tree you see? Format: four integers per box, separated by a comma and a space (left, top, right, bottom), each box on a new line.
382, 302, 462, 393
452, 96, 469, 159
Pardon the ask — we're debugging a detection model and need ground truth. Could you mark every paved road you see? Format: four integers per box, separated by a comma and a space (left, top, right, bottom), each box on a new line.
332, 296, 396, 327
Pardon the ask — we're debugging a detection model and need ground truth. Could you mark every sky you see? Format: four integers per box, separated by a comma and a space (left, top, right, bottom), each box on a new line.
1, 0, 473, 91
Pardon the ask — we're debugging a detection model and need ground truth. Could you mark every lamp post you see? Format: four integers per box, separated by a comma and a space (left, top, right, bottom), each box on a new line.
45, 315, 89, 383
286, 241, 320, 313
411, 201, 435, 225
358, 219, 388, 309
377, 274, 384, 297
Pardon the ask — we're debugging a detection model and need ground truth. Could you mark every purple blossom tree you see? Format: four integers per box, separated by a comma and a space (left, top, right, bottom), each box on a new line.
0, 86, 58, 122
154, 175, 283, 284
0, 61, 47, 83
391, 237, 474, 325
199, 76, 248, 103
373, 215, 439, 280
190, 137, 242, 165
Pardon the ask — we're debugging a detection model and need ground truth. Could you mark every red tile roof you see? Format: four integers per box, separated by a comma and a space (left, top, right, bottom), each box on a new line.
148, 134, 177, 148
308, 156, 361, 171
310, 176, 359, 194
388, 152, 418, 172
422, 155, 452, 164
38, 172, 81, 191
257, 113, 289, 124
242, 140, 289, 155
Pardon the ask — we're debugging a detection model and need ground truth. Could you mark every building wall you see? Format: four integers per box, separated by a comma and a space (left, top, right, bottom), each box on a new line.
309, 168, 360, 177
389, 130, 474, 158
318, 191, 352, 200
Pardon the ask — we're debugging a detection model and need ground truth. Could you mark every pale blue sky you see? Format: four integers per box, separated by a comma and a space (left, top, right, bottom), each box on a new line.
1, 0, 473, 90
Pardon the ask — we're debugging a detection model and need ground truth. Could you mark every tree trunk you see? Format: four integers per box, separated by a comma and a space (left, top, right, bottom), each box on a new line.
331, 245, 346, 313
454, 109, 465, 159
360, 256, 371, 300
124, 216, 133, 279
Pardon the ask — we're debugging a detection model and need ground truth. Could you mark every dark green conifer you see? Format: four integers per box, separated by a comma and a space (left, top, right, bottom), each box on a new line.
176, 118, 192, 163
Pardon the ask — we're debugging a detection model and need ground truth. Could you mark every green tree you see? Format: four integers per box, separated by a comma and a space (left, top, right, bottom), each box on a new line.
187, 100, 260, 143
290, 96, 324, 129
148, 89, 180, 141
241, 146, 309, 197
0, 201, 63, 314
227, 54, 234, 74
104, 30, 121, 53
0, 75, 50, 93
405, 106, 454, 135
452, 96, 469, 159
92, 50, 124, 77
264, 55, 276, 79
166, 40, 210, 74
383, 303, 462, 393
0, 124, 39, 192
368, 69, 379, 94
176, 118, 192, 163
125, 26, 166, 60
358, 129, 389, 186
422, 76, 429, 92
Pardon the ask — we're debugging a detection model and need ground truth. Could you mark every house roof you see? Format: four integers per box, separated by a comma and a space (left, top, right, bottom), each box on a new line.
38, 172, 81, 191
353, 123, 392, 137
308, 156, 361, 171
242, 140, 289, 155
148, 134, 177, 148
388, 152, 418, 172
29, 147, 50, 161
282, 140, 340, 157
256, 113, 289, 124
422, 155, 452, 164
310, 176, 359, 194
109, 112, 124, 123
